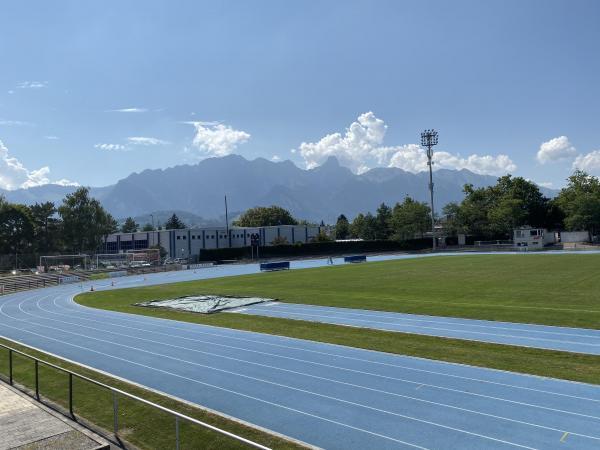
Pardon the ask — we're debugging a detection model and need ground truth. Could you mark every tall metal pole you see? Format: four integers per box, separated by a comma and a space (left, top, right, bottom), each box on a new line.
224, 195, 229, 235
427, 154, 436, 251
421, 129, 439, 252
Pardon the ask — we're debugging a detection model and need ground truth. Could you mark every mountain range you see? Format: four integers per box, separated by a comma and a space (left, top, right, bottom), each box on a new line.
0, 155, 557, 224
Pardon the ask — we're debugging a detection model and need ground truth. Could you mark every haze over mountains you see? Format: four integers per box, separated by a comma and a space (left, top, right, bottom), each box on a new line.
0, 155, 557, 224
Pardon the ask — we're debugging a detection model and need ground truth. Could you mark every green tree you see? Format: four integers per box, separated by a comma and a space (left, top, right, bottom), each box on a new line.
141, 223, 155, 231
165, 213, 186, 230
491, 175, 549, 229
29, 201, 61, 253
556, 170, 600, 238
0, 203, 35, 262
334, 214, 350, 239
350, 212, 378, 240
232, 206, 298, 227
391, 197, 431, 240
58, 187, 117, 253
447, 176, 550, 238
487, 198, 527, 236
121, 217, 139, 233
374, 203, 393, 240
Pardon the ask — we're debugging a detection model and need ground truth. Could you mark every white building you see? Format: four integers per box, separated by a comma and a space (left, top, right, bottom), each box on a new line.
513, 227, 555, 248
102, 225, 325, 259
557, 231, 590, 244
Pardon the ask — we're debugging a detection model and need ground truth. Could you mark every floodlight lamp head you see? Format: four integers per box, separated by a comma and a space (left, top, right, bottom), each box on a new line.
420, 129, 439, 148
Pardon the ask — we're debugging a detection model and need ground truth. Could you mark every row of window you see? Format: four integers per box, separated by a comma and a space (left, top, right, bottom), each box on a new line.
176, 234, 229, 240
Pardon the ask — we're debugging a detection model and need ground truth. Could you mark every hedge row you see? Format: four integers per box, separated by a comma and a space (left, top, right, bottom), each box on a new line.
198, 238, 433, 261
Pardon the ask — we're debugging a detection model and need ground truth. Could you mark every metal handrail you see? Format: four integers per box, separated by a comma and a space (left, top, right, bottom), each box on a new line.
0, 342, 271, 450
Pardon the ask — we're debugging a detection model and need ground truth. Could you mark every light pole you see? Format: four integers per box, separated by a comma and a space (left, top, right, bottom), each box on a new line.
150, 214, 155, 230
421, 129, 439, 251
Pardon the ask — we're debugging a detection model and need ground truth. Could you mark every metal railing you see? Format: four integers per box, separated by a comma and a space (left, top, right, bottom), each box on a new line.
474, 240, 514, 246
0, 342, 271, 450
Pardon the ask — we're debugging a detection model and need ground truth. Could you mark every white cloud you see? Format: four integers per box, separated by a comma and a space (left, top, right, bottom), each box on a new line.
44, 136, 59, 140
0, 140, 77, 190
53, 178, 80, 187
296, 112, 517, 176
0, 119, 34, 126
107, 107, 148, 113
386, 145, 516, 176
572, 150, 600, 172
94, 143, 127, 151
17, 81, 47, 89
271, 155, 282, 162
188, 121, 250, 157
538, 181, 554, 188
126, 136, 169, 146
298, 112, 387, 173
536, 136, 577, 164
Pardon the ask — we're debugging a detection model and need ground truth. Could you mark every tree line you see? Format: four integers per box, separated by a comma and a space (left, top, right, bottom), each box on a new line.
335, 171, 600, 241
0, 187, 118, 260
1, 170, 599, 267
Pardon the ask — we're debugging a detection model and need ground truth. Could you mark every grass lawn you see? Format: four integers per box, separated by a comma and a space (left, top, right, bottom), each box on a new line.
75, 254, 600, 385
83, 254, 600, 328
0, 337, 305, 450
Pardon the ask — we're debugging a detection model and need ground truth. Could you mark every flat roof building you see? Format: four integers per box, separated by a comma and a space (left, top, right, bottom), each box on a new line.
101, 224, 325, 259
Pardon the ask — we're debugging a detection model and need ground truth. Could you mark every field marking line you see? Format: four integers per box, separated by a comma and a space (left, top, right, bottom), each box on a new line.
45, 298, 600, 421
55, 288, 600, 404
28, 295, 600, 439
0, 320, 426, 450
0, 316, 538, 450
256, 304, 600, 340
239, 307, 600, 348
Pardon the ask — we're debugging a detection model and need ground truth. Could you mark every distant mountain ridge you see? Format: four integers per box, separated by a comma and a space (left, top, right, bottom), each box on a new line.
0, 155, 558, 223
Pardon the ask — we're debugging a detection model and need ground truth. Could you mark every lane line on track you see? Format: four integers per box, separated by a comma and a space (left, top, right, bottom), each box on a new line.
35, 294, 600, 418
0, 319, 427, 450
247, 303, 600, 340
58, 291, 600, 404
235, 307, 600, 349
4, 296, 560, 448
24, 294, 600, 439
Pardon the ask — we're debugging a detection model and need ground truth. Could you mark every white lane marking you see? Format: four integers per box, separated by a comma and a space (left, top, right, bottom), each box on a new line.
3, 296, 550, 448
0, 319, 427, 450
50, 288, 600, 408
238, 308, 600, 349
7, 296, 537, 450
53, 288, 600, 404
248, 304, 600, 340
29, 295, 600, 440
38, 294, 600, 421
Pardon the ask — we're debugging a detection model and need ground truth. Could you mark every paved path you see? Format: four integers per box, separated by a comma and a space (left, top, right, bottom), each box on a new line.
230, 302, 600, 355
0, 383, 106, 450
1, 254, 600, 449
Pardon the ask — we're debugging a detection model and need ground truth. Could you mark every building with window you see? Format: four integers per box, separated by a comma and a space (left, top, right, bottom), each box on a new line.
101, 225, 325, 258
513, 227, 555, 248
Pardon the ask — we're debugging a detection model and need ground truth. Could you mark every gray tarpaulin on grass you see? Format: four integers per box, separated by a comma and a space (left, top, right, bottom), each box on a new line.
135, 295, 272, 314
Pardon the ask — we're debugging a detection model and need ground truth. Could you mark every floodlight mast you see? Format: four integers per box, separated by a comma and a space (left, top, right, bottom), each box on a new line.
421, 129, 439, 251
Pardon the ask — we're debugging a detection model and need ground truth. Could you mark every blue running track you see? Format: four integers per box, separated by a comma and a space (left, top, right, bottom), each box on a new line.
1, 254, 600, 449
231, 303, 600, 356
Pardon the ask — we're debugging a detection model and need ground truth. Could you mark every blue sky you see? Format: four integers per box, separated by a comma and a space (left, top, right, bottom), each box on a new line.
1, 0, 599, 190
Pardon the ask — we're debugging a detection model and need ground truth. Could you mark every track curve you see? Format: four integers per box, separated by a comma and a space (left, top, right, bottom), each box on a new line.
1, 255, 600, 449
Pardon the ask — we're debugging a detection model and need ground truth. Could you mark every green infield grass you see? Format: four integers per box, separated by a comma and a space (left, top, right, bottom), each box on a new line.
81, 254, 600, 329
75, 254, 600, 385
